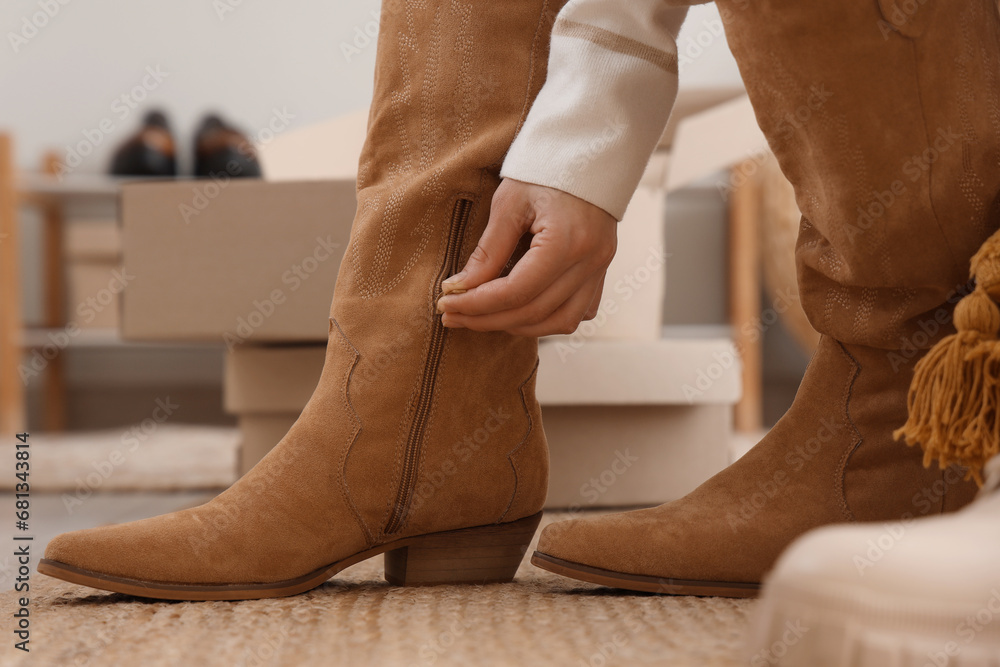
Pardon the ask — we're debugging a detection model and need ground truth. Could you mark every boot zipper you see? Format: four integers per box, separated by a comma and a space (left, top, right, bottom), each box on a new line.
384, 197, 473, 535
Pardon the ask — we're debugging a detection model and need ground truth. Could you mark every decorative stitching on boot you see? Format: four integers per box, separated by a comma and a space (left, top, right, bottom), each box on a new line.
329, 317, 374, 546
887, 287, 916, 342
956, 16, 990, 237
351, 1, 477, 300
836, 342, 865, 522
824, 286, 851, 334
498, 359, 541, 524
851, 288, 878, 344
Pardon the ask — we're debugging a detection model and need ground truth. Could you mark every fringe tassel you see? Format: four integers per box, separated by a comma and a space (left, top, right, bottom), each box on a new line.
893, 229, 1000, 486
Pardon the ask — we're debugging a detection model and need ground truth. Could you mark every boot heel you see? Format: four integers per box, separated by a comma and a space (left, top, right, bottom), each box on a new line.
384, 512, 542, 586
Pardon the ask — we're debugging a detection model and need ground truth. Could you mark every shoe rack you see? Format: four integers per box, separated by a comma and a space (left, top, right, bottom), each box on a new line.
1, 131, 235, 438
0, 132, 120, 433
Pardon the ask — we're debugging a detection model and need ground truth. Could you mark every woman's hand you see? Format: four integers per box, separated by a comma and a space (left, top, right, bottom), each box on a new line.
436, 178, 617, 337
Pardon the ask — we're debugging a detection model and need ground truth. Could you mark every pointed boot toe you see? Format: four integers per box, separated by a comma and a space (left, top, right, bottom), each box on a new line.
531, 343, 976, 598
536, 509, 658, 572
40, 515, 203, 588
534, 505, 762, 597
43, 528, 103, 573
39, 506, 257, 590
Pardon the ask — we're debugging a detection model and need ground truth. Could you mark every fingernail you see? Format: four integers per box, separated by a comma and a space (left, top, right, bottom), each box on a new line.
436, 296, 451, 313
441, 271, 467, 294
441, 313, 463, 328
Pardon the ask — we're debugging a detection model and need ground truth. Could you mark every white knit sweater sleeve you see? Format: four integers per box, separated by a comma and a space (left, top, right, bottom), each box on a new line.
500, 0, 688, 220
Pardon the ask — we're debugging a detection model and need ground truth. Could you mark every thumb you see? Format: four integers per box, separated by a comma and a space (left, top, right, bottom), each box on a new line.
442, 187, 532, 295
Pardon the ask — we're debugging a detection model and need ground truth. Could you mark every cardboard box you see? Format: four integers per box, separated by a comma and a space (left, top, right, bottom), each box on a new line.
120, 179, 356, 343
224, 334, 740, 507
64, 218, 121, 260
64, 218, 123, 329
536, 335, 738, 506
121, 89, 766, 343
66, 261, 122, 329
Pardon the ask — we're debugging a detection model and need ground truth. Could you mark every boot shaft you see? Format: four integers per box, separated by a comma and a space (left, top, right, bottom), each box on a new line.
322, 0, 567, 542
719, 0, 1000, 350
712, 0, 994, 518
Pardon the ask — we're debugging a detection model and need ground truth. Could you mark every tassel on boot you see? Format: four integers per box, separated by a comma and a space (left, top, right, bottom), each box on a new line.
894, 229, 1000, 484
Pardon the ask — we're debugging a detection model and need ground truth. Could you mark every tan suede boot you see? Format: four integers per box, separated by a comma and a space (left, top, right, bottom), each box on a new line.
532, 0, 1000, 596
38, 0, 565, 601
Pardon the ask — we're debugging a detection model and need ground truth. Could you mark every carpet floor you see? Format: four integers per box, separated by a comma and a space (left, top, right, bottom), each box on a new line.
0, 514, 755, 667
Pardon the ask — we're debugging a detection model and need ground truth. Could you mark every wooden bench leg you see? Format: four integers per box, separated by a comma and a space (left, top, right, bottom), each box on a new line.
729, 160, 763, 433
0, 133, 26, 435
42, 152, 67, 432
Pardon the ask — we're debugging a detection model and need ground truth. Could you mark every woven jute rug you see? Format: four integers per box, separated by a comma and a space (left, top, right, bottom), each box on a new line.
0, 514, 754, 667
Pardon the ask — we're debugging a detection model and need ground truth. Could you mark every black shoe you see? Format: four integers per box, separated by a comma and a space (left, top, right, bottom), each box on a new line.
109, 110, 177, 177
193, 114, 262, 179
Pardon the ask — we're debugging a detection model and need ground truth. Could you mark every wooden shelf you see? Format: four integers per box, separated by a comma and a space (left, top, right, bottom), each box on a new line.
21, 327, 227, 350
17, 172, 123, 202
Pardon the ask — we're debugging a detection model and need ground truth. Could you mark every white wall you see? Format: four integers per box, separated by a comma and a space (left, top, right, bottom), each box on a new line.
1, 0, 382, 172
676, 4, 743, 89
1, 0, 741, 172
